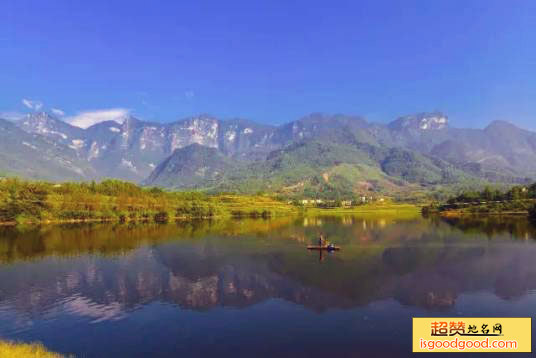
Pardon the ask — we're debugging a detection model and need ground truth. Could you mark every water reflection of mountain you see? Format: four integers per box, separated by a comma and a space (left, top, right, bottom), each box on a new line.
1, 215, 536, 323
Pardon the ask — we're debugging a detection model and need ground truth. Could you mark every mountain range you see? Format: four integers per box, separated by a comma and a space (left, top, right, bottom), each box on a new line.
1, 111, 535, 198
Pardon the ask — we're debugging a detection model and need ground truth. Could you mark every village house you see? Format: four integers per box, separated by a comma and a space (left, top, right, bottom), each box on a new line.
300, 199, 324, 205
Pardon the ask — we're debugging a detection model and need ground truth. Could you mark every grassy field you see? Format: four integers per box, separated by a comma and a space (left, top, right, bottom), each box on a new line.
305, 203, 421, 217
0, 341, 66, 358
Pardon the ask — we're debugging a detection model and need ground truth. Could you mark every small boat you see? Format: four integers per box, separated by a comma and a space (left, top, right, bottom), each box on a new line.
307, 245, 340, 251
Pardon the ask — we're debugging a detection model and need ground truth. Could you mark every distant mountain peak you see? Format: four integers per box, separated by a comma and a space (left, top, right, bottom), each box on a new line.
19, 111, 55, 131
485, 120, 520, 132
21, 111, 57, 122
17, 111, 83, 143
389, 112, 449, 131
120, 115, 142, 127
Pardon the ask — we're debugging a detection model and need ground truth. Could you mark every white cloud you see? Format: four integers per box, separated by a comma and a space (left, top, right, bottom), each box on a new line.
0, 111, 25, 121
22, 99, 43, 111
51, 108, 65, 117
184, 90, 195, 99
66, 108, 130, 129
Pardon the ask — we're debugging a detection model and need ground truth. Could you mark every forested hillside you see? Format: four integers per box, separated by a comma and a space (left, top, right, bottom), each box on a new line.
0, 178, 295, 224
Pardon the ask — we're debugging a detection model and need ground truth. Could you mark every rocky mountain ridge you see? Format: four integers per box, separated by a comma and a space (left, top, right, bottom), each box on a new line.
2, 111, 536, 197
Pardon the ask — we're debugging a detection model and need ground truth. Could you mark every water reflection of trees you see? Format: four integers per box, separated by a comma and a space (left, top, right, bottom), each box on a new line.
0, 217, 295, 264
440, 216, 536, 239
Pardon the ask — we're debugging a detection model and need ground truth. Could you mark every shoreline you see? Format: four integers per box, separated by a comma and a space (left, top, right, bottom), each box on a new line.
3, 206, 533, 226
437, 210, 529, 218
0, 213, 291, 227
0, 204, 423, 226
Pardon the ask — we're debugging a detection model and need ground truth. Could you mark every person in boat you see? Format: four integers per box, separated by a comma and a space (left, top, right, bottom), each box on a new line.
318, 234, 325, 247
327, 243, 335, 250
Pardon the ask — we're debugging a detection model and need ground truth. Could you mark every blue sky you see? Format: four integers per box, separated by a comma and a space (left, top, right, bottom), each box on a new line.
1, 0, 536, 129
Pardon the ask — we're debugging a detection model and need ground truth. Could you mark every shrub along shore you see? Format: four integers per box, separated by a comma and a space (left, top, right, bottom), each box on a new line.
422, 183, 536, 220
0, 178, 297, 225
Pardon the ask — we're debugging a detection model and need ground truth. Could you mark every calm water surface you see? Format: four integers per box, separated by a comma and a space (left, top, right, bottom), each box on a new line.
0, 215, 535, 357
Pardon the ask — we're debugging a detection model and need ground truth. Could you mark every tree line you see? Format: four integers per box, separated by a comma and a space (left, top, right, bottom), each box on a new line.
0, 178, 294, 224
445, 184, 536, 204
423, 183, 536, 220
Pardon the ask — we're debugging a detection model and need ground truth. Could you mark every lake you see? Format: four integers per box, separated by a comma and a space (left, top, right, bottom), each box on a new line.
0, 214, 535, 357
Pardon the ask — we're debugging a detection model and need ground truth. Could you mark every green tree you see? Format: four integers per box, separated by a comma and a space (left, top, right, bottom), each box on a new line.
482, 186, 493, 201
529, 184, 536, 198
